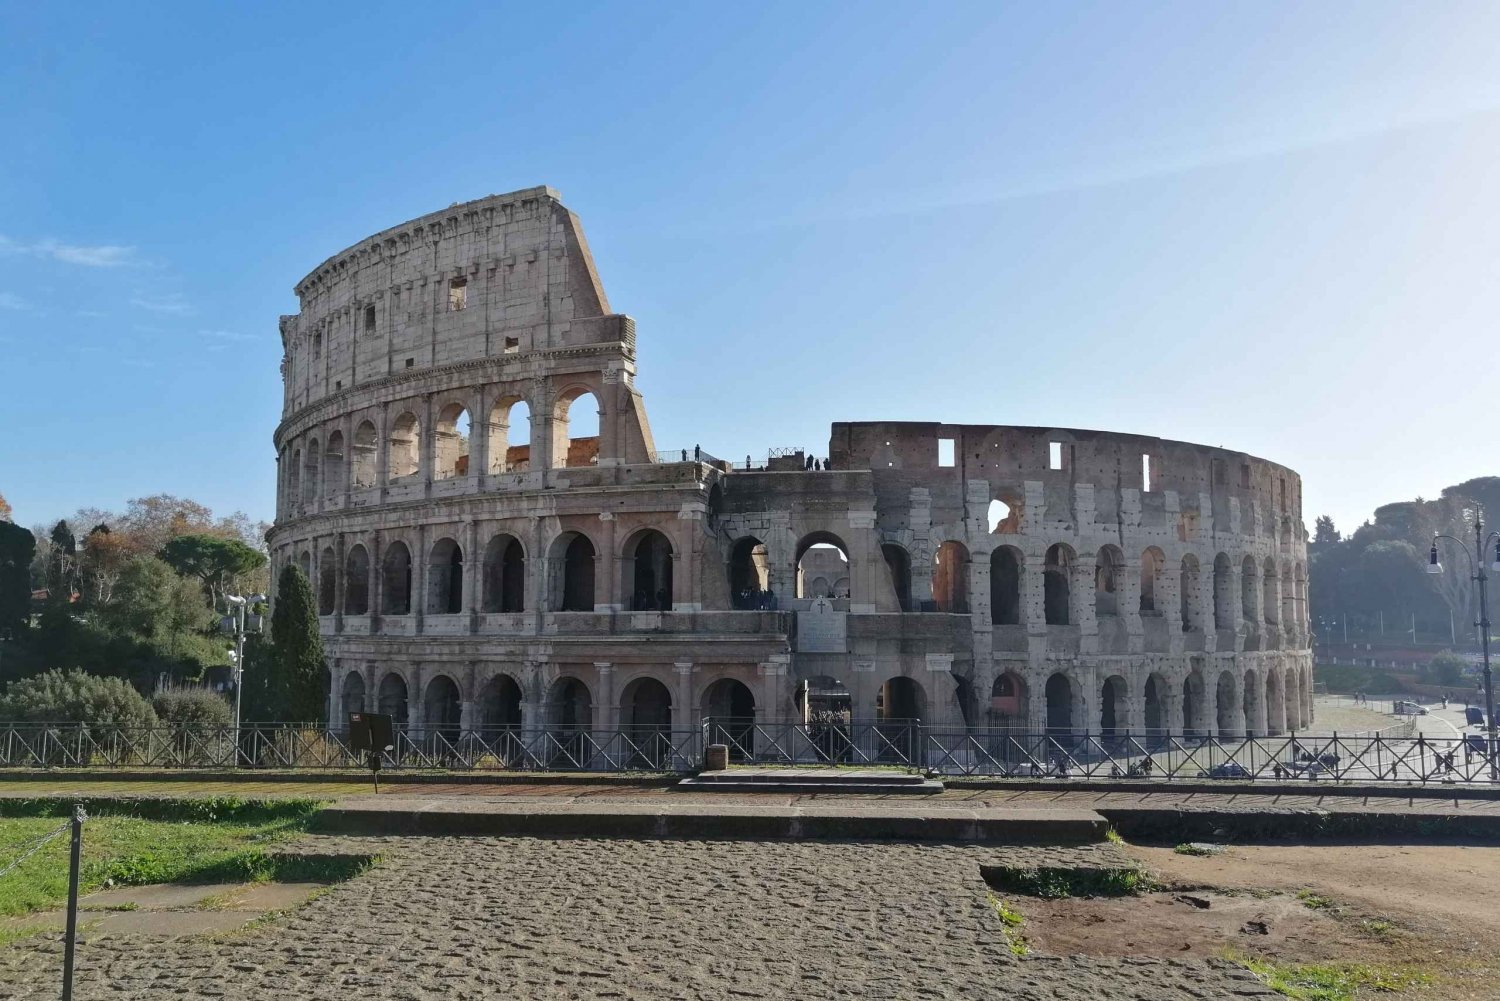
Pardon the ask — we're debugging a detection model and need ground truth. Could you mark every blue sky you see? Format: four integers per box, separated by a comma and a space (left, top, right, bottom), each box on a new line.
4, 1, 1499, 535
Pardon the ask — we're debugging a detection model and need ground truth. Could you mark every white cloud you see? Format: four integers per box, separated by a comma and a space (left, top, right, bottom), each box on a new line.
0, 234, 137, 267
130, 293, 192, 315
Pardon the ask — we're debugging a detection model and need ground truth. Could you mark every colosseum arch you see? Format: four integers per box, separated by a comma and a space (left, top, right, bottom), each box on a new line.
1140, 547, 1165, 614
324, 430, 346, 497
622, 529, 674, 611
1215, 670, 1239, 735
351, 420, 378, 488
1262, 557, 1279, 626
427, 537, 464, 615
482, 533, 526, 613
340, 670, 367, 717
554, 385, 601, 469
389, 411, 420, 480
989, 546, 1023, 625
303, 438, 321, 505
1143, 672, 1169, 733
729, 537, 770, 608
1044, 544, 1074, 625
1100, 674, 1130, 736
477, 673, 523, 732
297, 549, 312, 580
1182, 667, 1208, 735
1044, 672, 1083, 733
1281, 563, 1296, 632
377, 672, 409, 729
795, 532, 851, 600
1094, 545, 1124, 618
317, 545, 337, 615
881, 543, 913, 612
878, 675, 926, 721
382, 541, 413, 615
546, 676, 593, 730
933, 541, 970, 613
1179, 554, 1200, 632
344, 544, 370, 615
487, 396, 531, 473
289, 448, 302, 506
423, 674, 463, 743
549, 531, 597, 611
433, 402, 472, 480
1212, 554, 1233, 633
1242, 667, 1264, 735
621, 675, 673, 733
989, 672, 1027, 730
1265, 668, 1286, 734
1241, 556, 1260, 626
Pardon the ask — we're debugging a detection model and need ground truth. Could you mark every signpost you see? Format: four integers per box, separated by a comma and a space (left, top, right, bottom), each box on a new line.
348, 713, 395, 793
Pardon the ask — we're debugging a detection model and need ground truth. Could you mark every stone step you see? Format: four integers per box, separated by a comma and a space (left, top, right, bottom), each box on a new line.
686, 768, 932, 786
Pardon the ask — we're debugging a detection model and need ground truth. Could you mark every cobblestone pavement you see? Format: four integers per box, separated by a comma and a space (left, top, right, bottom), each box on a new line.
0, 836, 1276, 1000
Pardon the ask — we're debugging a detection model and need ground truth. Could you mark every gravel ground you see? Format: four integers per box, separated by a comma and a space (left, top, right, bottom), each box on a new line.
0, 836, 1276, 1000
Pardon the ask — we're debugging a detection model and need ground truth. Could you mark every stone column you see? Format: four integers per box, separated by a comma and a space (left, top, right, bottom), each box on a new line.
594, 664, 617, 731
521, 662, 546, 739
1023, 554, 1048, 637
414, 523, 429, 632
376, 402, 391, 496
674, 662, 695, 728
598, 514, 618, 610
333, 534, 346, 633
463, 519, 479, 632
1071, 558, 1098, 649
1165, 675, 1185, 733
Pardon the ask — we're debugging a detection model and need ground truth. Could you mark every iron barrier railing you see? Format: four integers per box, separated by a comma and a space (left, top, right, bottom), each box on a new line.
0, 721, 1494, 783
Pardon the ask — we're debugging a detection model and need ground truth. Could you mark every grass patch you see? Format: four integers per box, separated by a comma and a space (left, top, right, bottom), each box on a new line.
1104, 828, 1125, 844
0, 796, 332, 918
980, 864, 1151, 899
986, 893, 1029, 957
1358, 918, 1395, 937
1234, 953, 1429, 1001
1295, 889, 1336, 911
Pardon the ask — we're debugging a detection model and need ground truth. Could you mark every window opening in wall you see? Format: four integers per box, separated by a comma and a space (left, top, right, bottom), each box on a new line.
405, 358, 415, 368
335, 380, 342, 391
796, 537, 850, 600
434, 404, 471, 479
1279, 477, 1286, 509
313, 333, 322, 360
1240, 463, 1251, 489
986, 499, 1011, 533
1141, 453, 1152, 492
1213, 459, 1227, 486
1048, 441, 1064, 470
937, 438, 955, 468
556, 389, 600, 468
504, 336, 519, 354
364, 304, 376, 331
489, 398, 531, 473
448, 277, 468, 311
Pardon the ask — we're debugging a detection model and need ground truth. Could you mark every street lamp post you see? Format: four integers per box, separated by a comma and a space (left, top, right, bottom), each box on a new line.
223, 593, 267, 755
1428, 518, 1500, 781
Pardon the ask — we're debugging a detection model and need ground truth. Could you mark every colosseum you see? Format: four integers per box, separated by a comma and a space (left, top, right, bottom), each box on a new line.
268, 185, 1314, 764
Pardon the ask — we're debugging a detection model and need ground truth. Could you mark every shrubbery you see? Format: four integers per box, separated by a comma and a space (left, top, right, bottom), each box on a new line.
152, 686, 233, 725
0, 669, 158, 726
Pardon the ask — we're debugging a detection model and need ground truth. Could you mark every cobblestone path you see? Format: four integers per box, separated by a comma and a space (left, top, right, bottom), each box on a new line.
1, 837, 1275, 1000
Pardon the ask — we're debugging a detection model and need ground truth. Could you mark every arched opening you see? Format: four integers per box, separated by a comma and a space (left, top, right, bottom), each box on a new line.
1213, 554, 1233, 632
1094, 545, 1123, 617
1262, 557, 1279, 625
1282, 564, 1297, 633
621, 676, 673, 760
1265, 669, 1284, 734
553, 532, 596, 611
487, 397, 532, 473
796, 676, 852, 723
989, 547, 1022, 625
1216, 670, 1238, 734
623, 529, 674, 611
377, 673, 409, 730
351, 420, 377, 488
389, 412, 420, 480
1044, 673, 1078, 733
324, 431, 346, 497
932, 541, 970, 613
702, 678, 756, 760
1183, 668, 1207, 736
547, 677, 592, 731
556, 388, 600, 468
1242, 668, 1262, 735
881, 543, 912, 612
1044, 544, 1073, 625
344, 545, 370, 615
988, 672, 1026, 729
427, 537, 464, 614
1180, 554, 1200, 631
482, 534, 526, 613
303, 438, 321, 504
478, 674, 523, 732
289, 449, 302, 505
340, 671, 366, 718
878, 676, 925, 720
1100, 675, 1128, 736
1143, 673, 1167, 733
1140, 547, 1165, 614
424, 675, 462, 746
796, 533, 850, 600
433, 403, 471, 480
382, 541, 412, 615
729, 537, 770, 608
1241, 556, 1259, 625
317, 545, 336, 616
298, 550, 311, 580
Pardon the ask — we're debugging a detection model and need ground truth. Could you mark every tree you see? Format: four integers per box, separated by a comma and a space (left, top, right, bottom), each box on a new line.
46, 520, 78, 603
153, 686, 233, 725
0, 521, 35, 641
158, 534, 268, 611
269, 565, 328, 722
1310, 516, 1341, 555
0, 492, 11, 522
1426, 650, 1469, 687
0, 669, 157, 727
80, 525, 129, 605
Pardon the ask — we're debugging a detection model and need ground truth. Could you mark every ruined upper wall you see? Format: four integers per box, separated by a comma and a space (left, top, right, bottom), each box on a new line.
278, 186, 631, 416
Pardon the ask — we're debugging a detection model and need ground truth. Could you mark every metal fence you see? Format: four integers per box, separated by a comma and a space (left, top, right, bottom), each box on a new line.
0, 721, 1495, 784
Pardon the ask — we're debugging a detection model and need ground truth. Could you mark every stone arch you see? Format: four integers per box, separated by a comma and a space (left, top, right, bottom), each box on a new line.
795, 532, 851, 600
1044, 672, 1082, 733
1182, 668, 1208, 736
729, 537, 770, 608
990, 546, 1022, 625
795, 675, 852, 721
621, 675, 673, 732
433, 401, 472, 480
377, 672, 409, 729
1143, 672, 1169, 733
340, 670, 366, 716
550, 531, 596, 611
289, 448, 302, 506
988, 671, 1027, 729
382, 540, 412, 615
1213, 553, 1233, 632
351, 420, 378, 488
303, 438, 321, 504
1216, 670, 1239, 735
1294, 563, 1307, 637
933, 540, 970, 613
1180, 554, 1201, 632
546, 676, 592, 730
482, 533, 526, 613
1044, 544, 1074, 625
1241, 555, 1259, 625
1281, 563, 1296, 633
1100, 674, 1130, 736
1242, 667, 1264, 735
427, 537, 464, 614
554, 385, 601, 469
1266, 667, 1286, 734
622, 528, 674, 611
297, 549, 311, 580
317, 545, 337, 616
344, 544, 370, 615
477, 673, 523, 732
488, 395, 532, 473
423, 674, 462, 743
878, 675, 925, 720
324, 430, 346, 497
881, 543, 913, 612
1140, 547, 1165, 614
389, 411, 420, 480
701, 677, 756, 760
1094, 545, 1124, 617
1262, 556, 1279, 625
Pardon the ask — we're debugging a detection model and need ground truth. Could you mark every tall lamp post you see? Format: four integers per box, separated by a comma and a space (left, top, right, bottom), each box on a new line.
1428, 519, 1500, 781
223, 593, 267, 744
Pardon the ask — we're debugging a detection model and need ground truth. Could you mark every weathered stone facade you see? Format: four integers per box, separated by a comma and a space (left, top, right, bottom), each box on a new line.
268, 186, 1314, 740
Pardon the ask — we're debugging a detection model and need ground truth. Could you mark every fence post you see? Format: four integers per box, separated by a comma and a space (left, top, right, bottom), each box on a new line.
62, 803, 85, 1001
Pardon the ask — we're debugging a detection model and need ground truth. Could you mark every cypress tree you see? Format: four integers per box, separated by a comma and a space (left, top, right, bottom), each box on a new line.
270, 565, 328, 722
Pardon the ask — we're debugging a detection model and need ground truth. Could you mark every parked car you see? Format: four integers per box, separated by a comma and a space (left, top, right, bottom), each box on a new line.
1395, 700, 1429, 716
1466, 707, 1485, 727
1200, 762, 1250, 779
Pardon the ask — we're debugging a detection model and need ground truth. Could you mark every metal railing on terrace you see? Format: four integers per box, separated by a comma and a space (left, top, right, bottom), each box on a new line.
0, 721, 1494, 784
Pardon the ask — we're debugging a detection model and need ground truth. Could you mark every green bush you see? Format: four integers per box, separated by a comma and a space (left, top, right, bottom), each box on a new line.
0, 669, 158, 726
152, 687, 232, 725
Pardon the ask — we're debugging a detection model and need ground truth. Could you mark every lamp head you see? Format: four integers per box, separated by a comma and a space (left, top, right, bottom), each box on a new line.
1492, 540, 1500, 573
1427, 543, 1443, 575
